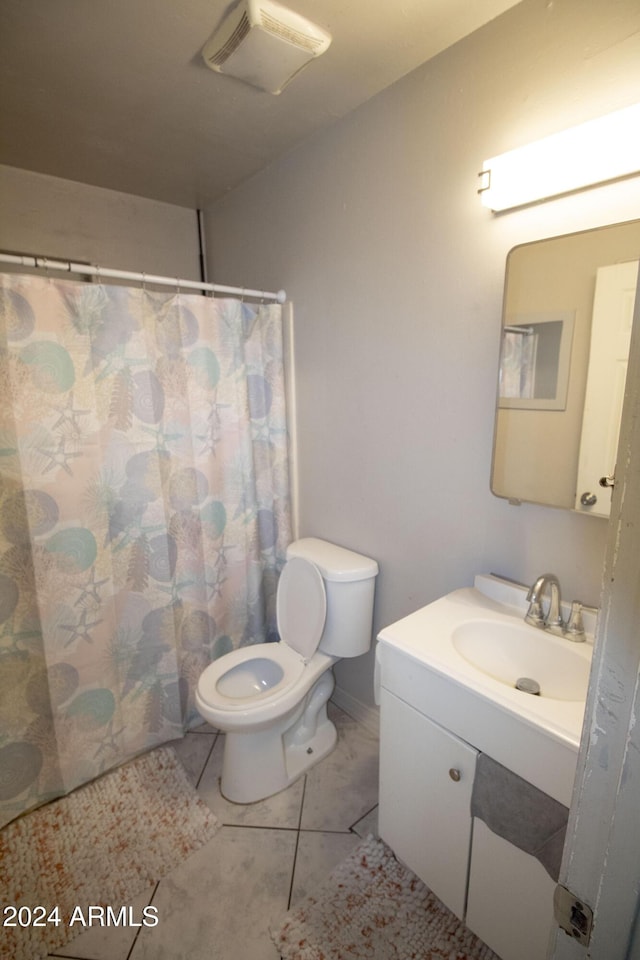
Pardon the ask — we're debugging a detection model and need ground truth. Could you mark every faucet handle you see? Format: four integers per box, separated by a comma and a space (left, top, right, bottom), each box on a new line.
525, 598, 545, 627
565, 601, 586, 642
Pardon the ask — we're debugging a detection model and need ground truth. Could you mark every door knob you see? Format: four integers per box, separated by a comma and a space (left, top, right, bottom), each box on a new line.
449, 768, 461, 782
599, 475, 615, 488
580, 492, 597, 506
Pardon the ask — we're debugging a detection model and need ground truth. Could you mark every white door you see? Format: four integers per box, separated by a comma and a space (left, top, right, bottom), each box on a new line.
378, 688, 477, 920
575, 260, 638, 516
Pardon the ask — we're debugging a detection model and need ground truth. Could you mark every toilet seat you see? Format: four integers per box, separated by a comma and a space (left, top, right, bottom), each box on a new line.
196, 557, 327, 717
276, 557, 326, 660
196, 640, 306, 712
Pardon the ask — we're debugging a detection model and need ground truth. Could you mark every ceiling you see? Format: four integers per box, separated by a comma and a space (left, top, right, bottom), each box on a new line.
0, 0, 522, 209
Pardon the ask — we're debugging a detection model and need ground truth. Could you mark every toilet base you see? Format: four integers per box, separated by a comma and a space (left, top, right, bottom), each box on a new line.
220, 669, 337, 804
283, 708, 337, 786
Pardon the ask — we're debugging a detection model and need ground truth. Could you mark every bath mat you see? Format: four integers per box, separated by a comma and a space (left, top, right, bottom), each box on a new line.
0, 745, 219, 960
271, 835, 499, 960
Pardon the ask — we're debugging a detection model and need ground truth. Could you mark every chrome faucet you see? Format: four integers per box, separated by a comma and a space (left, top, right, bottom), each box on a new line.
525, 573, 564, 634
525, 573, 587, 641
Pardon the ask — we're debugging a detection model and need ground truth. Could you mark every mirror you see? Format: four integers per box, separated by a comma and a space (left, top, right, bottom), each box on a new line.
491, 219, 640, 516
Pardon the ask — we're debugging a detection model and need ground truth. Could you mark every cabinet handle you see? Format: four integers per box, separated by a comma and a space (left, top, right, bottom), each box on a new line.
449, 768, 461, 782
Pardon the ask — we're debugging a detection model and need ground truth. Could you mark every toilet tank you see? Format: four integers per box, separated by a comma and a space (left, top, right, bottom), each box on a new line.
286, 538, 378, 657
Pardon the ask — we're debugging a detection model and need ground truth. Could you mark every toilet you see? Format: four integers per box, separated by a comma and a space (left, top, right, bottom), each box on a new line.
195, 537, 378, 803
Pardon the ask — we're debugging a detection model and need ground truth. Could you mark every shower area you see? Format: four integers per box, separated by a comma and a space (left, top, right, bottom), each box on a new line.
0, 266, 292, 829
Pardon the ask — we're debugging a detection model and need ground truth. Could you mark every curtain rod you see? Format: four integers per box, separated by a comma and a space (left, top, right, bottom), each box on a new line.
0, 252, 287, 303
504, 325, 534, 335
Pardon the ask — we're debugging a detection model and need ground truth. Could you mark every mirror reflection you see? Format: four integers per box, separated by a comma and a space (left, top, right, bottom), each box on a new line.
491, 219, 640, 517
499, 312, 574, 409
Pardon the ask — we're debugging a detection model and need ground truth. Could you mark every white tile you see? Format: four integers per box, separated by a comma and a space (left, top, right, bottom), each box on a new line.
352, 804, 379, 838
196, 736, 305, 829
129, 827, 295, 960
190, 721, 219, 735
289, 831, 362, 906
46, 706, 380, 960
48, 887, 155, 960
172, 731, 217, 786
301, 707, 379, 831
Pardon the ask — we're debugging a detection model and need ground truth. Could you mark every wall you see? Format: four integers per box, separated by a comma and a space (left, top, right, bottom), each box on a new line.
0, 164, 200, 278
203, 0, 640, 713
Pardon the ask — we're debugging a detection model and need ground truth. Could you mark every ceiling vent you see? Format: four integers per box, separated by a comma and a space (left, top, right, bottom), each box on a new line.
201, 0, 331, 94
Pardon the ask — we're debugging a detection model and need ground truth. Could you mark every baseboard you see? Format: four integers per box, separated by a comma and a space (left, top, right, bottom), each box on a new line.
331, 685, 380, 737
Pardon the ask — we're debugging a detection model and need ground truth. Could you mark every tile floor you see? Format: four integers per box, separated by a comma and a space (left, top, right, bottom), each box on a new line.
48, 702, 380, 960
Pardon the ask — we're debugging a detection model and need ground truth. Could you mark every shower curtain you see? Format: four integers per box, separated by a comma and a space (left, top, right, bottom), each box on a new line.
0, 273, 291, 827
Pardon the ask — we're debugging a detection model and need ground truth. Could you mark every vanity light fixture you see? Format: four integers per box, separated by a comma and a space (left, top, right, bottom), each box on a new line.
478, 102, 640, 212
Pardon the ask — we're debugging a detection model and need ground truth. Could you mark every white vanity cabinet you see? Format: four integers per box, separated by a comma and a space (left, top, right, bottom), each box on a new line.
378, 688, 477, 919
376, 619, 560, 960
375, 576, 593, 959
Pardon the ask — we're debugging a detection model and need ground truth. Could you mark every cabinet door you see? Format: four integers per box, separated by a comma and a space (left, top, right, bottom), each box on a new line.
378, 688, 477, 919
467, 820, 555, 960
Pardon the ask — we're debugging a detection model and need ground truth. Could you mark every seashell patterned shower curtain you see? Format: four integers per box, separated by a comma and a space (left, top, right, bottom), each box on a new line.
0, 274, 291, 827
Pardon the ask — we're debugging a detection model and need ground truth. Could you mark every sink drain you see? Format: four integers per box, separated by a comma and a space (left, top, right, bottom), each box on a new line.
515, 677, 541, 696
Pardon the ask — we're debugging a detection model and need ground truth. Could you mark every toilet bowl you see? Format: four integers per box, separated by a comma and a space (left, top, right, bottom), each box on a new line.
195, 538, 378, 804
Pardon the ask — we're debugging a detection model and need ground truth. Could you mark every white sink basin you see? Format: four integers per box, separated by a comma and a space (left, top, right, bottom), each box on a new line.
376, 574, 596, 806
451, 620, 591, 702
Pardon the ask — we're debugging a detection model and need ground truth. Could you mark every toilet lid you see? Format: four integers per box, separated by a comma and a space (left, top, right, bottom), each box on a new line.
277, 557, 326, 661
